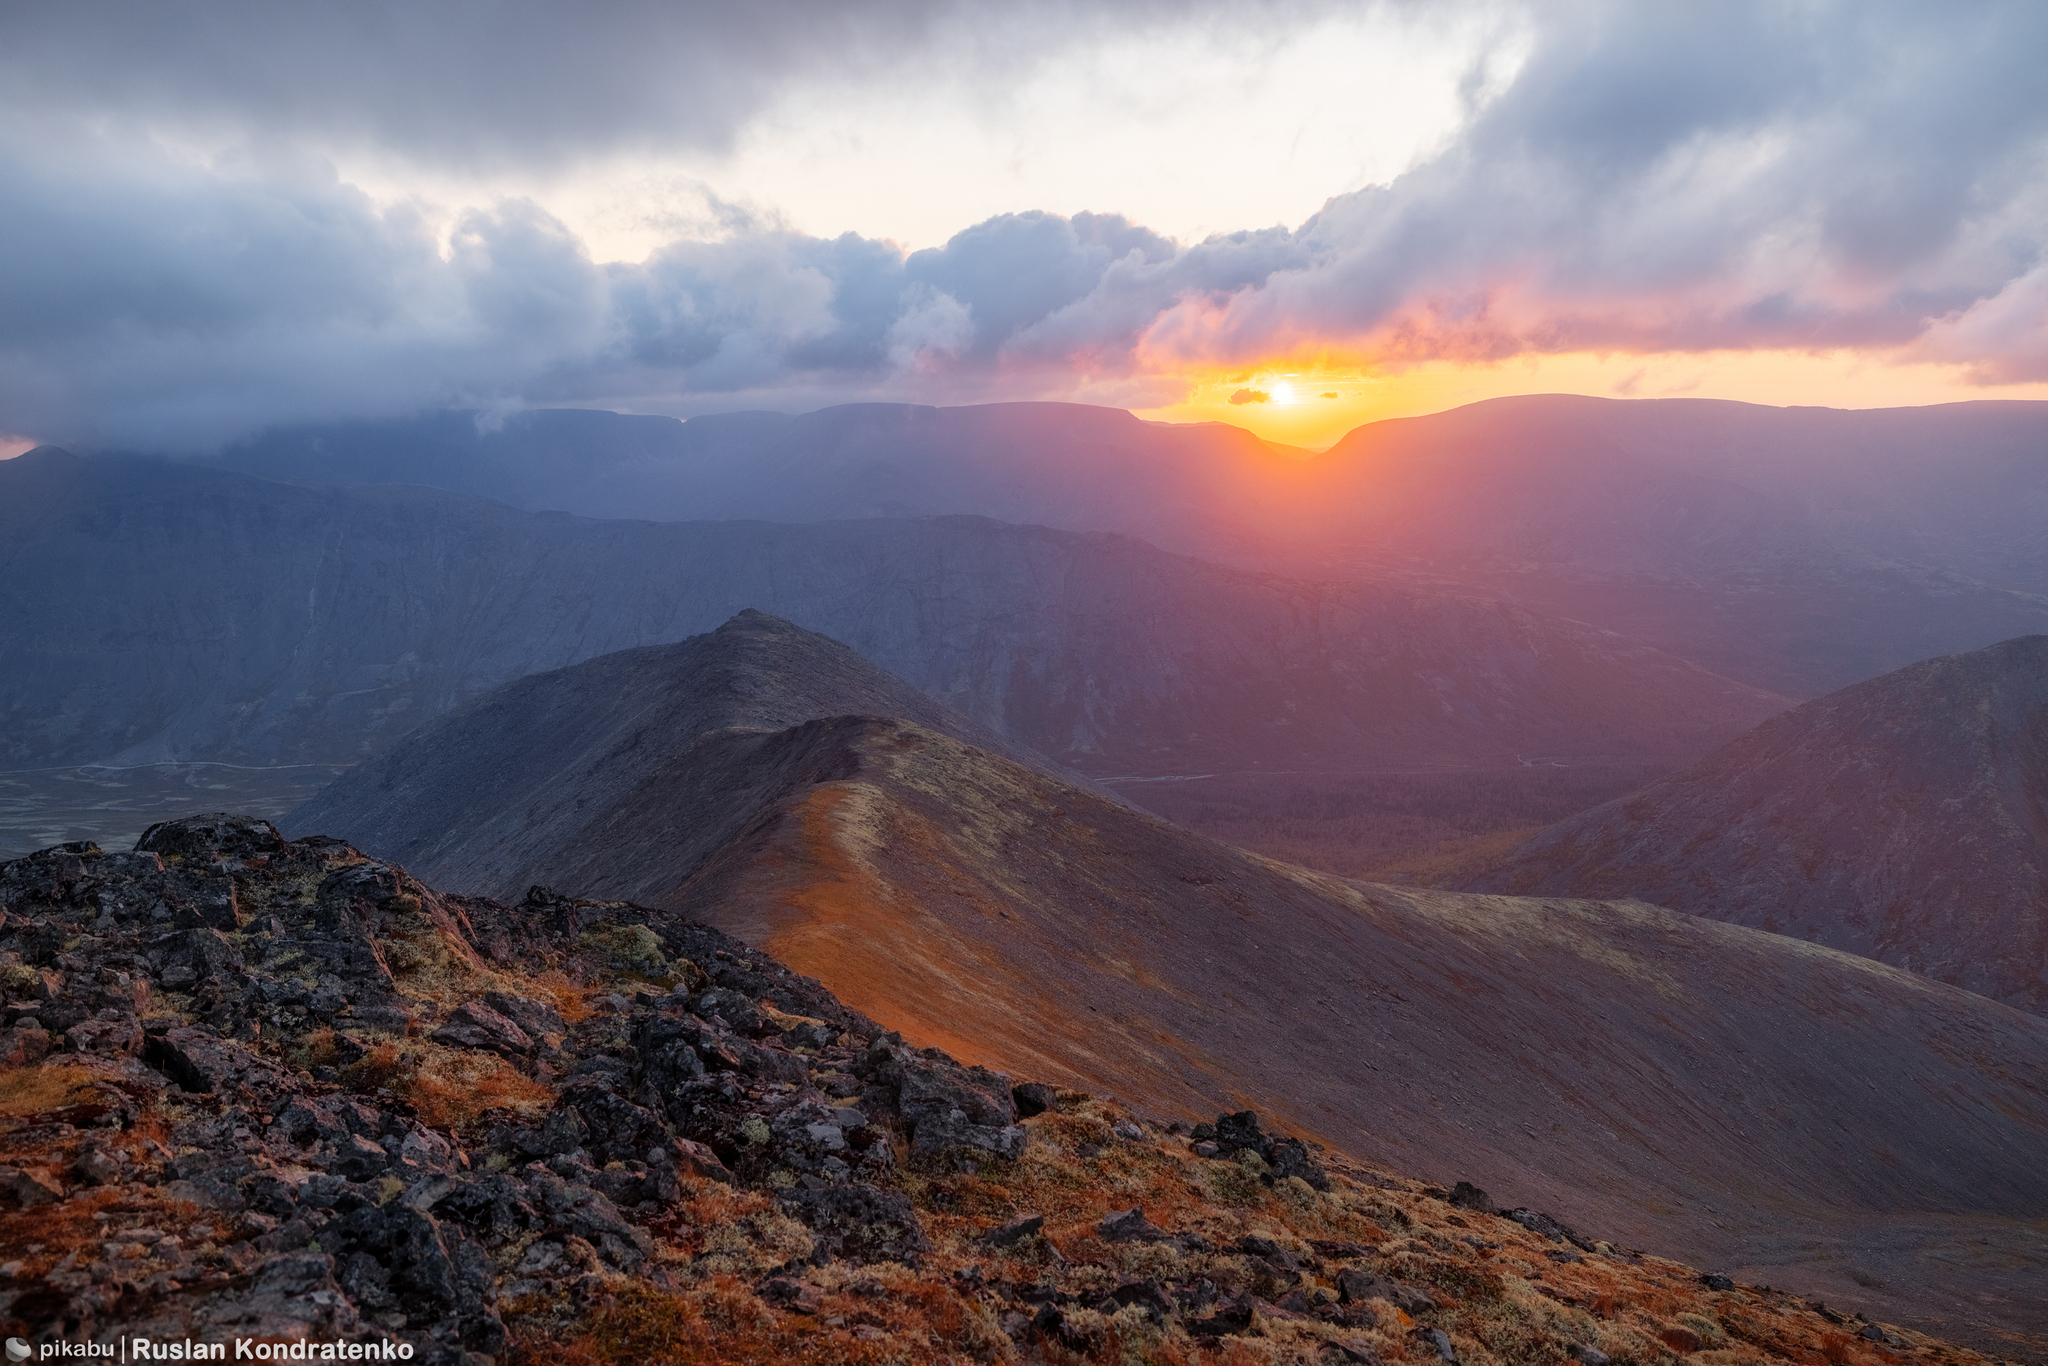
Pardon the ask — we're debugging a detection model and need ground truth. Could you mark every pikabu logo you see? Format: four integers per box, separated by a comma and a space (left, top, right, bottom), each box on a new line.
8, 1340, 31, 1363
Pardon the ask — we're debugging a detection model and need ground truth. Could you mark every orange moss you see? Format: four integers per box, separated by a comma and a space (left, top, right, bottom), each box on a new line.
0, 1060, 138, 1117
341, 1040, 552, 1130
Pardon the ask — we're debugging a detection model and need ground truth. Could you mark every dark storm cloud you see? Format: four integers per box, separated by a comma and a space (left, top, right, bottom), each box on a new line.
0, 0, 1323, 169
5, 0, 2048, 450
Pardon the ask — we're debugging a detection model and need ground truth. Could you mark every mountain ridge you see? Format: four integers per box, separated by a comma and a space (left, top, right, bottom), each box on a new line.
189, 395, 2048, 695
285, 609, 1097, 892
285, 618, 2048, 1349
1468, 634, 2048, 1014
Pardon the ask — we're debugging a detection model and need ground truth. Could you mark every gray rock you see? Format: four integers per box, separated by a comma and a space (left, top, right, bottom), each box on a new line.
1448, 1181, 1495, 1214
431, 1000, 532, 1059
1011, 1081, 1058, 1117
1097, 1207, 1173, 1243
1416, 1327, 1458, 1362
983, 1214, 1044, 1247
0, 1166, 63, 1206
781, 1182, 929, 1265
144, 1026, 296, 1103
909, 1109, 1027, 1161
482, 991, 566, 1041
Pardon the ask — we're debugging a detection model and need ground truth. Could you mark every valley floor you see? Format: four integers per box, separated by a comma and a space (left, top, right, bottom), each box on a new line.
0, 764, 348, 859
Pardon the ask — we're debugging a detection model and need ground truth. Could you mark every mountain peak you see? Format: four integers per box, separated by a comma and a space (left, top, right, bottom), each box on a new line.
285, 612, 1081, 899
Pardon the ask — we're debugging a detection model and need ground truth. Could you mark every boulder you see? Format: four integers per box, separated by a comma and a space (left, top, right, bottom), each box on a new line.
781, 1182, 929, 1264
1098, 1207, 1174, 1243
1417, 1327, 1459, 1362
483, 991, 567, 1041
984, 1214, 1045, 1247
135, 814, 289, 864
909, 1108, 1027, 1161
431, 999, 532, 1059
144, 1026, 296, 1104
1012, 1082, 1058, 1117
1447, 1181, 1495, 1214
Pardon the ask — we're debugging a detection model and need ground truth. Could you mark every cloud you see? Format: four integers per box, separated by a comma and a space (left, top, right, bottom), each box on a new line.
887, 285, 976, 373
1128, 2, 2048, 370
5, 0, 2048, 450
0, 1, 1321, 173
1228, 389, 1272, 405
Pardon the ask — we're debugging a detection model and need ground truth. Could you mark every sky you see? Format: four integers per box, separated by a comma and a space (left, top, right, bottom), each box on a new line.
5, 0, 2048, 455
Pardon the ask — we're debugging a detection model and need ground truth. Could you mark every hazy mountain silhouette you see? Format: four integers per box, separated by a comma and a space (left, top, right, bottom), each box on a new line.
0, 448, 1784, 775
1470, 636, 2048, 1014
206, 402, 1309, 563
288, 614, 2048, 1347
201, 396, 2048, 694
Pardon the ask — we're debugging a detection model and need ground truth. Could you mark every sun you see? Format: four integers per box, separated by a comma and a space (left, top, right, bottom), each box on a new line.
1269, 380, 1299, 405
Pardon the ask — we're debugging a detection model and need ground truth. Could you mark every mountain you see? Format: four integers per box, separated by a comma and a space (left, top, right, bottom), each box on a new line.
207, 397, 2048, 595
0, 448, 1785, 776
289, 629, 2048, 1351
4, 818, 2020, 1365
206, 401, 1313, 563
199, 396, 2048, 695
287, 609, 1091, 893
1297, 396, 2048, 694
1469, 635, 2048, 1015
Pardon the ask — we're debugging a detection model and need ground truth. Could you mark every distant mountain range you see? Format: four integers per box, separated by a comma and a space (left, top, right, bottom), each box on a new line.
286, 612, 2048, 1348
0, 447, 1784, 775
201, 395, 2048, 695
1471, 635, 2048, 1015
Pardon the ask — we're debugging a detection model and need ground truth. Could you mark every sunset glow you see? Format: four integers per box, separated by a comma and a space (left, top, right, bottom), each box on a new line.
5, 4, 2048, 455
1137, 351, 2048, 449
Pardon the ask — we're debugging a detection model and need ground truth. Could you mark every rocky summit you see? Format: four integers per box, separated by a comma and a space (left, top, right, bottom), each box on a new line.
0, 816, 2015, 1366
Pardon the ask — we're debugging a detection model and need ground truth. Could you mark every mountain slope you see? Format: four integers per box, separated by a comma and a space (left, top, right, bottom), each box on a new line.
5, 819, 2018, 1365
300, 652, 2048, 1349
286, 609, 1089, 893
1469, 635, 2048, 1014
0, 449, 1786, 775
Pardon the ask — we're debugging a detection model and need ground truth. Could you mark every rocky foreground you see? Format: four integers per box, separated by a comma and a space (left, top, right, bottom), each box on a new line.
0, 817, 2017, 1365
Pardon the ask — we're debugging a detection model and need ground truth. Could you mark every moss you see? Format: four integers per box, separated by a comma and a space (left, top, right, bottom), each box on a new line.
578, 923, 669, 975
341, 1039, 553, 1130
1204, 1158, 1266, 1206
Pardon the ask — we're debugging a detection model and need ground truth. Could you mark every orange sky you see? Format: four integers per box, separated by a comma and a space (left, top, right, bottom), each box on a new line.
1134, 349, 2048, 449
13, 349, 2048, 462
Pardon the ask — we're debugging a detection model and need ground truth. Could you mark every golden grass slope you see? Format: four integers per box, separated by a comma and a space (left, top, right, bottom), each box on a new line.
658, 717, 2048, 1355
